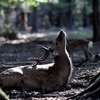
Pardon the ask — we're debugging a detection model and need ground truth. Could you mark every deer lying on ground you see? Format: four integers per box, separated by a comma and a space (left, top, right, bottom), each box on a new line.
67, 39, 93, 61
0, 31, 73, 92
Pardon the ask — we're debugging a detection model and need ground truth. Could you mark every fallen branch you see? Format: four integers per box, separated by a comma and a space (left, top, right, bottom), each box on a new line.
67, 73, 100, 99
93, 54, 100, 63
75, 59, 88, 67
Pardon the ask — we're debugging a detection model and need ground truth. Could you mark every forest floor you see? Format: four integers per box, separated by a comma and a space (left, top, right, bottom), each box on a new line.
0, 30, 100, 100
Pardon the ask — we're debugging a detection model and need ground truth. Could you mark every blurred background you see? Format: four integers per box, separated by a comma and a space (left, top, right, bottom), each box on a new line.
0, 1, 100, 99
0, 0, 100, 42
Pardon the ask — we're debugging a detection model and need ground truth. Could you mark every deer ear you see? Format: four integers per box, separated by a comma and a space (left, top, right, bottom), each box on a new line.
56, 30, 67, 41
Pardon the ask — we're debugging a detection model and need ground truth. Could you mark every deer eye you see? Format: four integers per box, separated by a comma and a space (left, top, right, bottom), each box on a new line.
55, 41, 58, 45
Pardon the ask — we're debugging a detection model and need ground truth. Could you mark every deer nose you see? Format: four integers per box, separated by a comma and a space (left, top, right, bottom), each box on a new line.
60, 30, 64, 34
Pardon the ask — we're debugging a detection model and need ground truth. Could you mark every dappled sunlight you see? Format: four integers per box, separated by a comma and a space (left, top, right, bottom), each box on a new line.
17, 27, 93, 42
0, 0, 99, 99
17, 32, 46, 39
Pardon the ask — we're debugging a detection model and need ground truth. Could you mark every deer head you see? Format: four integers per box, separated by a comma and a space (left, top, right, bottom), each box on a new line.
49, 31, 67, 57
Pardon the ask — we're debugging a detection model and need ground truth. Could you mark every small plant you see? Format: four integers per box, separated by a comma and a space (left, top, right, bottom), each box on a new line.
0, 24, 17, 40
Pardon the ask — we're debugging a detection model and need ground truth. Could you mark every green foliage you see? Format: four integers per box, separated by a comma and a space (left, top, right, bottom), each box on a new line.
23, 0, 40, 7
0, 24, 17, 40
23, 0, 48, 7
0, 0, 48, 9
53, 1, 70, 11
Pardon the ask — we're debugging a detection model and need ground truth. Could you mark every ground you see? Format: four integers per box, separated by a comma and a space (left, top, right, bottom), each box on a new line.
0, 31, 100, 100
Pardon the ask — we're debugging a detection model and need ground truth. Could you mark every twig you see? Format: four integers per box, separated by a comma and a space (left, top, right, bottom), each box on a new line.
75, 59, 88, 67
93, 58, 100, 63
77, 75, 93, 80
93, 54, 100, 62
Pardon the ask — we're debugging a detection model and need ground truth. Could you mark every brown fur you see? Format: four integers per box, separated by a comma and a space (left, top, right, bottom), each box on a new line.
67, 39, 93, 61
0, 31, 73, 92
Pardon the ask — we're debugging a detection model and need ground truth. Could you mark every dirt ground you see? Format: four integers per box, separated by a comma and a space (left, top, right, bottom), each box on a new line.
0, 35, 100, 100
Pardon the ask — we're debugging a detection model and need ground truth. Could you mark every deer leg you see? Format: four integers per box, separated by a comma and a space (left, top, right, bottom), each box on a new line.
15, 81, 32, 98
64, 83, 72, 90
84, 51, 92, 64
84, 50, 92, 60
0, 71, 23, 90
84, 51, 89, 60
42, 82, 64, 92
17, 80, 30, 92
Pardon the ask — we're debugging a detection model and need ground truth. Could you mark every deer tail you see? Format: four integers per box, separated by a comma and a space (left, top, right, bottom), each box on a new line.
88, 41, 93, 48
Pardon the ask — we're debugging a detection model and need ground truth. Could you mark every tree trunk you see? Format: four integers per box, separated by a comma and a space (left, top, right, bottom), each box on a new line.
66, 0, 74, 29
4, 8, 10, 24
31, 7, 38, 32
92, 0, 100, 42
83, 6, 88, 27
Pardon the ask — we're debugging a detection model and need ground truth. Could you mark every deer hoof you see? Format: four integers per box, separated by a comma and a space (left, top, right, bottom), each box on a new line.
65, 84, 72, 90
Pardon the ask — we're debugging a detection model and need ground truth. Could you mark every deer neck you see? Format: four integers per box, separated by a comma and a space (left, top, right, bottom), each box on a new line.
54, 49, 71, 69
53, 50, 72, 82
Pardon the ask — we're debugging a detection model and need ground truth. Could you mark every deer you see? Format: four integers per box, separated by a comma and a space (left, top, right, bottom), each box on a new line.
0, 31, 73, 92
67, 39, 93, 61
